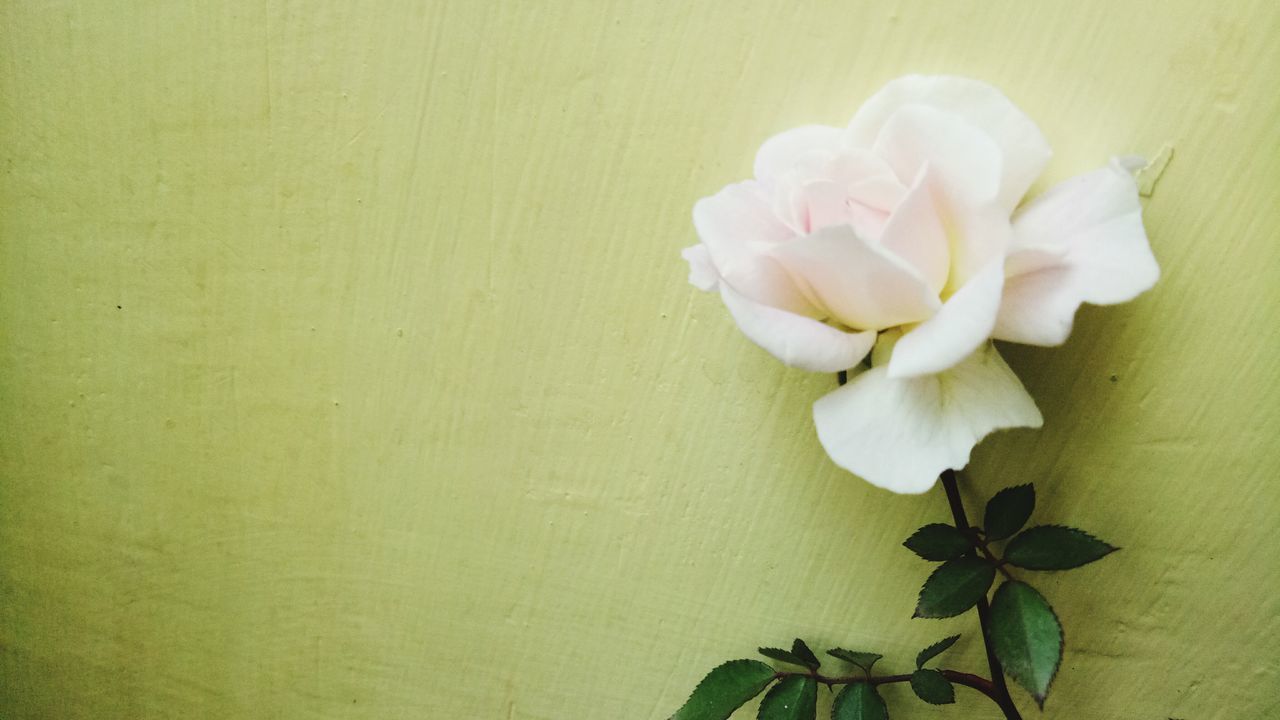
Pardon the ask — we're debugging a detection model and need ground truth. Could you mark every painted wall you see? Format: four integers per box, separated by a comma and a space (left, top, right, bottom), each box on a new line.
2, 2, 1277, 718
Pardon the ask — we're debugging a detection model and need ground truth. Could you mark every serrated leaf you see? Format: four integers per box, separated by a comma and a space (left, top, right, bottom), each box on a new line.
1003, 525, 1117, 570
913, 557, 996, 618
903, 524, 971, 561
915, 634, 960, 669
757, 676, 817, 720
759, 647, 809, 668
989, 581, 1063, 708
669, 659, 777, 720
831, 683, 888, 720
825, 649, 882, 674
984, 484, 1035, 541
909, 669, 955, 705
790, 639, 820, 670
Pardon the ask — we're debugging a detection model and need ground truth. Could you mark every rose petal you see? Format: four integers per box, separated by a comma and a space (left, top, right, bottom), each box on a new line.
847, 176, 906, 214
822, 148, 894, 179
771, 224, 941, 331
1003, 244, 1065, 277
848, 75, 1051, 211
993, 160, 1159, 345
719, 282, 876, 372
692, 181, 817, 316
879, 167, 950, 294
772, 151, 906, 239
871, 104, 1004, 208
813, 341, 1042, 493
785, 178, 889, 239
843, 198, 893, 244
990, 267, 1079, 346
946, 199, 1017, 293
1013, 158, 1145, 242
819, 151, 905, 239
770, 175, 807, 234
888, 259, 1005, 378
797, 179, 852, 233
754, 125, 844, 182
681, 244, 719, 291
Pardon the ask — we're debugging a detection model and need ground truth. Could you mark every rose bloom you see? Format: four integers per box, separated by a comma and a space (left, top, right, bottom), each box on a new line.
683, 75, 1158, 493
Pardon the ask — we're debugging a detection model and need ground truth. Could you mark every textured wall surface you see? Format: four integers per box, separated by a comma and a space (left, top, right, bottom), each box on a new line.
2, 2, 1278, 718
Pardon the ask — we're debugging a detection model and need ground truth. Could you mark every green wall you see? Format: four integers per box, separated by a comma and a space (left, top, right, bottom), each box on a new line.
2, 2, 1277, 718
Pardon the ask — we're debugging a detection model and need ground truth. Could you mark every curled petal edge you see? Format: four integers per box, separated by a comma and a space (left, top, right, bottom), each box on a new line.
888, 259, 1006, 379
681, 244, 718, 292
848, 74, 1051, 211
719, 282, 876, 373
692, 182, 817, 316
754, 124, 844, 182
771, 223, 941, 332
995, 158, 1160, 346
814, 342, 1042, 493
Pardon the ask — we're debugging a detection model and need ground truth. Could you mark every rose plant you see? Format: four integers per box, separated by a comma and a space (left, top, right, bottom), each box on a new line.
671, 76, 1159, 719
682, 75, 1158, 494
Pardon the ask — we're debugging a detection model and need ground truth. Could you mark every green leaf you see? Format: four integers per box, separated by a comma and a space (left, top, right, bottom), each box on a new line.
913, 557, 996, 618
989, 581, 1063, 708
759, 647, 809, 668
1003, 525, 1117, 570
903, 524, 971, 561
909, 669, 955, 705
825, 649, 882, 674
831, 683, 888, 720
984, 484, 1035, 541
915, 634, 960, 669
789, 639, 821, 670
756, 676, 817, 720
669, 659, 777, 720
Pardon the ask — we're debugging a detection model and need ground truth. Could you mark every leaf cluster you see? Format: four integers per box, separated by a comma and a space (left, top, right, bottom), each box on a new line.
904, 483, 1115, 706
667, 635, 961, 720
668, 482, 1120, 718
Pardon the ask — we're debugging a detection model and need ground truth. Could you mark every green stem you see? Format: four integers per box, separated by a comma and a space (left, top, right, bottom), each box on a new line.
940, 470, 1023, 720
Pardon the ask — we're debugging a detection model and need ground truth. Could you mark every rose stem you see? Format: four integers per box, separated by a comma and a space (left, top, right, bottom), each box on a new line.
940, 469, 1023, 720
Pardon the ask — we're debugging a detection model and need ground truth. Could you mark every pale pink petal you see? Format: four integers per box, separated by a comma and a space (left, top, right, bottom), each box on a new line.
813, 341, 1042, 493
771, 224, 940, 331
848, 75, 1051, 211
847, 176, 906, 213
797, 180, 852, 232
878, 167, 949, 294
818, 150, 905, 238
769, 152, 904, 238
888, 259, 1005, 378
871, 104, 1004, 208
993, 160, 1159, 345
719, 282, 876, 372
692, 182, 817, 316
844, 200, 892, 244
822, 150, 902, 197
770, 175, 807, 234
681, 244, 718, 291
754, 125, 844, 182
786, 178, 887, 238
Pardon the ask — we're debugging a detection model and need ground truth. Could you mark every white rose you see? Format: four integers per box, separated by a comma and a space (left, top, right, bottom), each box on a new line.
683, 75, 1158, 493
